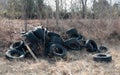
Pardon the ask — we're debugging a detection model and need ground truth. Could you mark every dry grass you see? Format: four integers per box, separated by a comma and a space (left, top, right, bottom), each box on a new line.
0, 19, 120, 75
0, 47, 120, 75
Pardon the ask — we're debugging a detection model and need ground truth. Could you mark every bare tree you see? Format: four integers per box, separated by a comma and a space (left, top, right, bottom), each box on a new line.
56, 0, 59, 26
92, 0, 110, 18
81, 0, 88, 19
22, 0, 28, 32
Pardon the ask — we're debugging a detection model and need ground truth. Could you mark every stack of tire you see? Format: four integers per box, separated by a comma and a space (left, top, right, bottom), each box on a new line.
5, 26, 67, 60
64, 28, 86, 50
45, 31, 67, 57
5, 27, 112, 62
6, 41, 26, 60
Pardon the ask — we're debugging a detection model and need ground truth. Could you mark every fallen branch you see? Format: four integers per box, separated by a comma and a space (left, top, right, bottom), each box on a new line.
24, 40, 39, 62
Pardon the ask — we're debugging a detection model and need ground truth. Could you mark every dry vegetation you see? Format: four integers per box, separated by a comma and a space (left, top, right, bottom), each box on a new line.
0, 18, 120, 75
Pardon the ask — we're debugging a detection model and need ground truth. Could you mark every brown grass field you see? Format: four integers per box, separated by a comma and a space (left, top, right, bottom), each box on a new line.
0, 18, 120, 75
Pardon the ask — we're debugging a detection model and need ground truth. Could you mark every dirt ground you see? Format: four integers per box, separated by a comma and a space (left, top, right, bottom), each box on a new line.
0, 19, 120, 75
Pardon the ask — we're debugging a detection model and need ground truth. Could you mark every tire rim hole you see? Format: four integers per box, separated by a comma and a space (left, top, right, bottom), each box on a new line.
54, 48, 63, 54
98, 54, 106, 57
13, 42, 21, 48
11, 52, 21, 57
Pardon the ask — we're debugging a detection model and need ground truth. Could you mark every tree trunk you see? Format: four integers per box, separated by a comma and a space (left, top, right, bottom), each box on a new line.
81, 0, 87, 19
56, 0, 59, 26
82, 5, 86, 19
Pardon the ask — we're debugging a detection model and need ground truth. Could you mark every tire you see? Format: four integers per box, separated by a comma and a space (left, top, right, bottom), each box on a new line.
66, 28, 84, 40
98, 46, 108, 52
69, 34, 84, 40
68, 33, 79, 38
66, 28, 79, 38
64, 38, 81, 50
48, 32, 60, 38
10, 41, 24, 50
49, 36, 63, 44
34, 26, 47, 33
49, 44, 67, 57
93, 53, 112, 62
33, 28, 46, 41
44, 42, 54, 56
5, 49, 25, 60
23, 31, 40, 44
66, 28, 78, 35
85, 40, 98, 52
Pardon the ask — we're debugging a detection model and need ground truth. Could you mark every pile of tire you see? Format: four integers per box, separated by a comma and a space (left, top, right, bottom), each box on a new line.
5, 26, 67, 60
5, 27, 112, 62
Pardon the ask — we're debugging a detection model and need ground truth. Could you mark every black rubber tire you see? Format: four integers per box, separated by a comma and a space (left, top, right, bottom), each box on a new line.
99, 46, 108, 51
5, 49, 25, 60
68, 33, 79, 38
10, 41, 24, 50
34, 26, 47, 32
70, 34, 85, 40
48, 32, 60, 38
66, 28, 84, 40
93, 53, 112, 62
44, 42, 54, 56
66, 28, 78, 35
64, 38, 81, 50
49, 36, 63, 44
85, 40, 98, 52
49, 44, 67, 57
33, 28, 46, 41
23, 31, 40, 44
